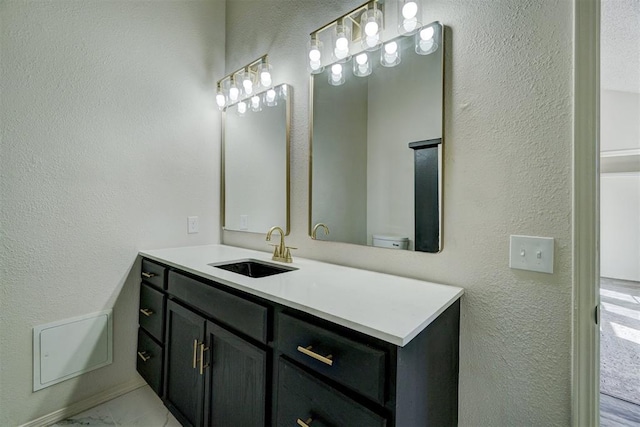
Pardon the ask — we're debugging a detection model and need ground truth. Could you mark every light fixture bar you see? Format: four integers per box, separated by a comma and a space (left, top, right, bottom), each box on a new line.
309, 0, 382, 37
216, 54, 268, 87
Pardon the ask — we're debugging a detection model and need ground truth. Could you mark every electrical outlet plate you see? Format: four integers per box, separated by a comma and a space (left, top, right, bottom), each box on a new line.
509, 235, 554, 274
187, 216, 199, 234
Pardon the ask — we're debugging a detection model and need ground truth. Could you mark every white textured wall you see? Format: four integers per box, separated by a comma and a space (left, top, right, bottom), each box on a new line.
601, 174, 640, 281
223, 0, 573, 424
0, 1, 224, 425
601, 90, 640, 152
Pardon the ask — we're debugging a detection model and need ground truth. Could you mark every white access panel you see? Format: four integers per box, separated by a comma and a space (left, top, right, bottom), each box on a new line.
33, 309, 113, 391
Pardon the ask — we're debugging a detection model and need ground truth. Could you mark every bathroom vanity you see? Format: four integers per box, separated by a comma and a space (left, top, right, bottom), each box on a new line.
136, 245, 463, 427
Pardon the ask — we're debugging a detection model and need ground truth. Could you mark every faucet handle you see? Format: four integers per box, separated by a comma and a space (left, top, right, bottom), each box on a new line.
269, 244, 280, 258
284, 247, 296, 263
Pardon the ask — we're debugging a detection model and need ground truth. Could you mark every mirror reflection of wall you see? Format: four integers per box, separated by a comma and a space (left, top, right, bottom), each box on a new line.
310, 23, 443, 252
223, 84, 290, 234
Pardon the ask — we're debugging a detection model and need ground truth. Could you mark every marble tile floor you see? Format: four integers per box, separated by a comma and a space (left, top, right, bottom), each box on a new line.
49, 385, 180, 427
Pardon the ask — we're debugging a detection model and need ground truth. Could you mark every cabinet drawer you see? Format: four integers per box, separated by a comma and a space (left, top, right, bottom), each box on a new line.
276, 313, 386, 404
139, 283, 165, 342
141, 259, 166, 290
276, 358, 386, 427
137, 329, 163, 396
168, 271, 268, 344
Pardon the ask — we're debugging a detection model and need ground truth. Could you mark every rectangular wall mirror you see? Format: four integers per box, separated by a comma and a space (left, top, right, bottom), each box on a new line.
310, 22, 444, 252
223, 84, 290, 234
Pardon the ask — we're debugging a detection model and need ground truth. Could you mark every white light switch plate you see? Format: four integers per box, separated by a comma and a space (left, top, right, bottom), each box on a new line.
187, 216, 199, 234
509, 235, 554, 274
240, 215, 249, 230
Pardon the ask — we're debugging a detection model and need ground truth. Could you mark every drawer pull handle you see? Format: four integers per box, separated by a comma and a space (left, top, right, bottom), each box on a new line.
137, 351, 151, 362
296, 418, 313, 427
199, 343, 209, 375
139, 308, 154, 317
193, 339, 198, 369
297, 345, 333, 366
141, 272, 156, 278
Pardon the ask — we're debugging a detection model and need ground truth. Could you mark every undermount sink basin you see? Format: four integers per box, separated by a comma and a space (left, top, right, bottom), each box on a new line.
209, 259, 297, 278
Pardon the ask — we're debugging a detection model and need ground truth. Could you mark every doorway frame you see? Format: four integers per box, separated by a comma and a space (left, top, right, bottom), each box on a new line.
572, 0, 600, 425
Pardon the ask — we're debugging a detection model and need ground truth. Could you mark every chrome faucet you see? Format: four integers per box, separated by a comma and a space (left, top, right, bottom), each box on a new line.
311, 223, 330, 240
266, 226, 295, 263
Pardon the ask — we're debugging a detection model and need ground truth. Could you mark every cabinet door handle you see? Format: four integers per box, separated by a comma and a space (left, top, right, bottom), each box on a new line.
199, 343, 209, 375
137, 351, 151, 362
296, 345, 333, 366
296, 418, 313, 427
139, 308, 154, 317
192, 339, 198, 369
141, 272, 156, 279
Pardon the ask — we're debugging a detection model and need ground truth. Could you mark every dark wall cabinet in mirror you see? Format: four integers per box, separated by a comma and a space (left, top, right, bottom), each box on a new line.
310, 22, 444, 252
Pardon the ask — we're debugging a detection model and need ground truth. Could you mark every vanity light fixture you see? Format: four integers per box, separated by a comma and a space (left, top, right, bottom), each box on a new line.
353, 52, 372, 76
308, 34, 324, 74
215, 82, 227, 109
228, 75, 240, 103
215, 54, 276, 111
237, 101, 247, 116
360, 2, 383, 51
332, 19, 352, 61
307, 1, 441, 82
398, 0, 421, 35
415, 24, 438, 55
250, 94, 262, 112
329, 63, 345, 86
381, 41, 401, 67
265, 88, 278, 107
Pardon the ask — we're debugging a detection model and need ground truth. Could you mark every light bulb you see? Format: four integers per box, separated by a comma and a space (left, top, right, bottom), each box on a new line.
420, 27, 435, 41
260, 71, 272, 87
364, 21, 379, 37
251, 95, 260, 108
216, 93, 226, 108
331, 64, 342, 75
309, 48, 321, 62
359, 64, 369, 74
384, 42, 398, 55
237, 101, 247, 114
243, 78, 253, 95
310, 60, 322, 71
356, 53, 368, 65
402, 18, 418, 33
334, 48, 349, 60
229, 86, 239, 101
266, 89, 276, 102
336, 36, 349, 51
402, 1, 418, 19
365, 35, 379, 48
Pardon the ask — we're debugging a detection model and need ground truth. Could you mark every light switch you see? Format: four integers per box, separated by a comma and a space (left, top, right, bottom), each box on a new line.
240, 215, 249, 230
509, 235, 554, 274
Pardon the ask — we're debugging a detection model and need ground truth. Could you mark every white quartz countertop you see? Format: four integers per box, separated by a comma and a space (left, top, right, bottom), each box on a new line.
139, 244, 463, 347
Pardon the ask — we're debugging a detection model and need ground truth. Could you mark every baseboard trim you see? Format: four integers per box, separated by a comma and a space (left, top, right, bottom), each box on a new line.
20, 377, 147, 427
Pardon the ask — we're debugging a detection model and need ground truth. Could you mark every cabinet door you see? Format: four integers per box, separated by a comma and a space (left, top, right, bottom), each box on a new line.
164, 300, 206, 427
204, 320, 266, 427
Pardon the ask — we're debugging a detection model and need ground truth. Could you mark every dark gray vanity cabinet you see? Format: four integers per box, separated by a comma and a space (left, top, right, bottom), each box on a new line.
136, 259, 167, 397
163, 270, 268, 427
164, 300, 206, 427
137, 257, 460, 427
